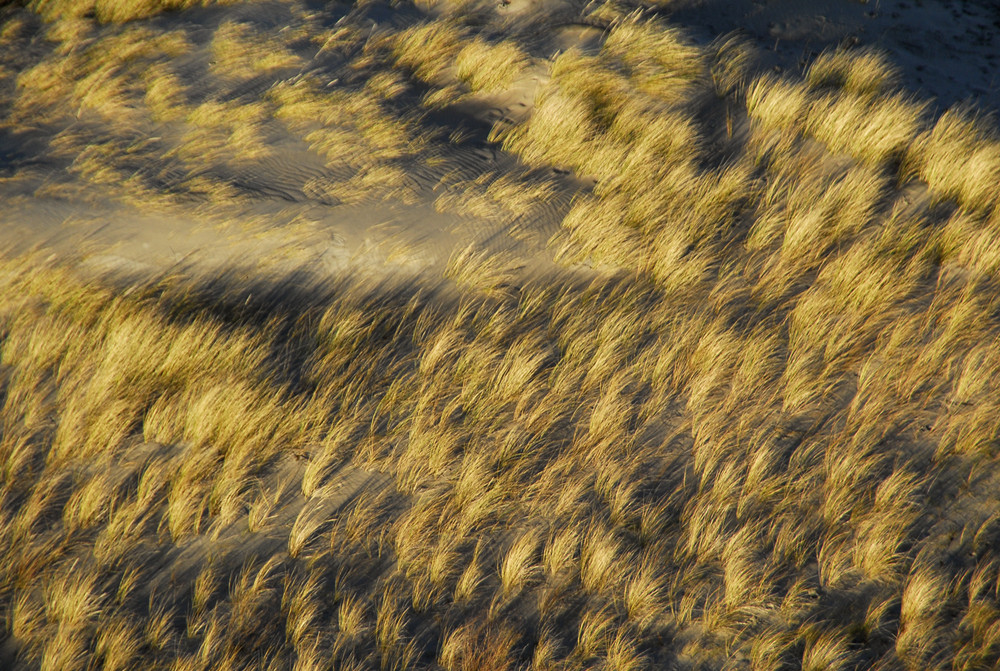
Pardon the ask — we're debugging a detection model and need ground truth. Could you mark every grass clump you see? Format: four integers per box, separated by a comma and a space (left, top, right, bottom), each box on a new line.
392, 20, 466, 84
600, 15, 704, 102
747, 68, 927, 167
746, 73, 812, 133
911, 106, 1000, 215
489, 14, 726, 278
29, 0, 243, 23
806, 47, 901, 96
209, 20, 304, 80
805, 89, 928, 167
455, 37, 529, 92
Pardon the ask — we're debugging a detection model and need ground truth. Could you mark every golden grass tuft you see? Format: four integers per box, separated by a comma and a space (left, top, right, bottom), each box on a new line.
912, 106, 1000, 214
746, 73, 813, 133
455, 37, 529, 92
392, 20, 466, 84
209, 20, 304, 80
805, 90, 928, 166
806, 47, 900, 96
601, 13, 704, 101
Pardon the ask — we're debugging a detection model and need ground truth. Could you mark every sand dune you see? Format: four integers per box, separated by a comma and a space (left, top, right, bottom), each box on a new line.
4, 0, 1000, 669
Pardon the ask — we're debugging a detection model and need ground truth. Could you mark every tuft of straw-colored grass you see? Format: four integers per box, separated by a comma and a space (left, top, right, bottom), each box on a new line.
911, 106, 1000, 214
210, 20, 304, 80
746, 74, 812, 133
499, 528, 541, 596
455, 37, 529, 92
806, 47, 900, 96
805, 90, 928, 166
392, 20, 465, 84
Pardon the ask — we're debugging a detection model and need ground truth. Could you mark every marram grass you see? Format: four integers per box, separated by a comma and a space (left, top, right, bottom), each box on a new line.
4, 0, 1000, 669
2, 215, 1000, 669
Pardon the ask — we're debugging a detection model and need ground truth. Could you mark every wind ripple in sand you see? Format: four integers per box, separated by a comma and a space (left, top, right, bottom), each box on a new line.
403, 144, 507, 193
223, 152, 348, 205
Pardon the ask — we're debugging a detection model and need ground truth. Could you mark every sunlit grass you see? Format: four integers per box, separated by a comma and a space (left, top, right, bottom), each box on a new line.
3, 0, 1000, 669
29, 0, 244, 23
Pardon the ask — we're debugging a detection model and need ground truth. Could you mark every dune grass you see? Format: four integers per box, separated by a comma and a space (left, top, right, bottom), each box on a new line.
455, 38, 530, 93
1, 203, 1000, 670
28, 0, 247, 23
209, 20, 304, 80
4, 0, 1000, 669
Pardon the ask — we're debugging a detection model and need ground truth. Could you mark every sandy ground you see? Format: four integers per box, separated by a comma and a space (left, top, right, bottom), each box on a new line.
0, 0, 570, 281
665, 0, 1000, 114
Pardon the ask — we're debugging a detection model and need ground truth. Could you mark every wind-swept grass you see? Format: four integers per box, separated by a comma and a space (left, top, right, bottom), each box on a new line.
210, 20, 304, 79
455, 37, 529, 93
911, 106, 1000, 215
4, 0, 1000, 669
3, 207, 998, 668
29, 0, 244, 23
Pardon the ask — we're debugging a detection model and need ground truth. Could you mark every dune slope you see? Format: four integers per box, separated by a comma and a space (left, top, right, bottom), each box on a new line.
3, 0, 1000, 670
